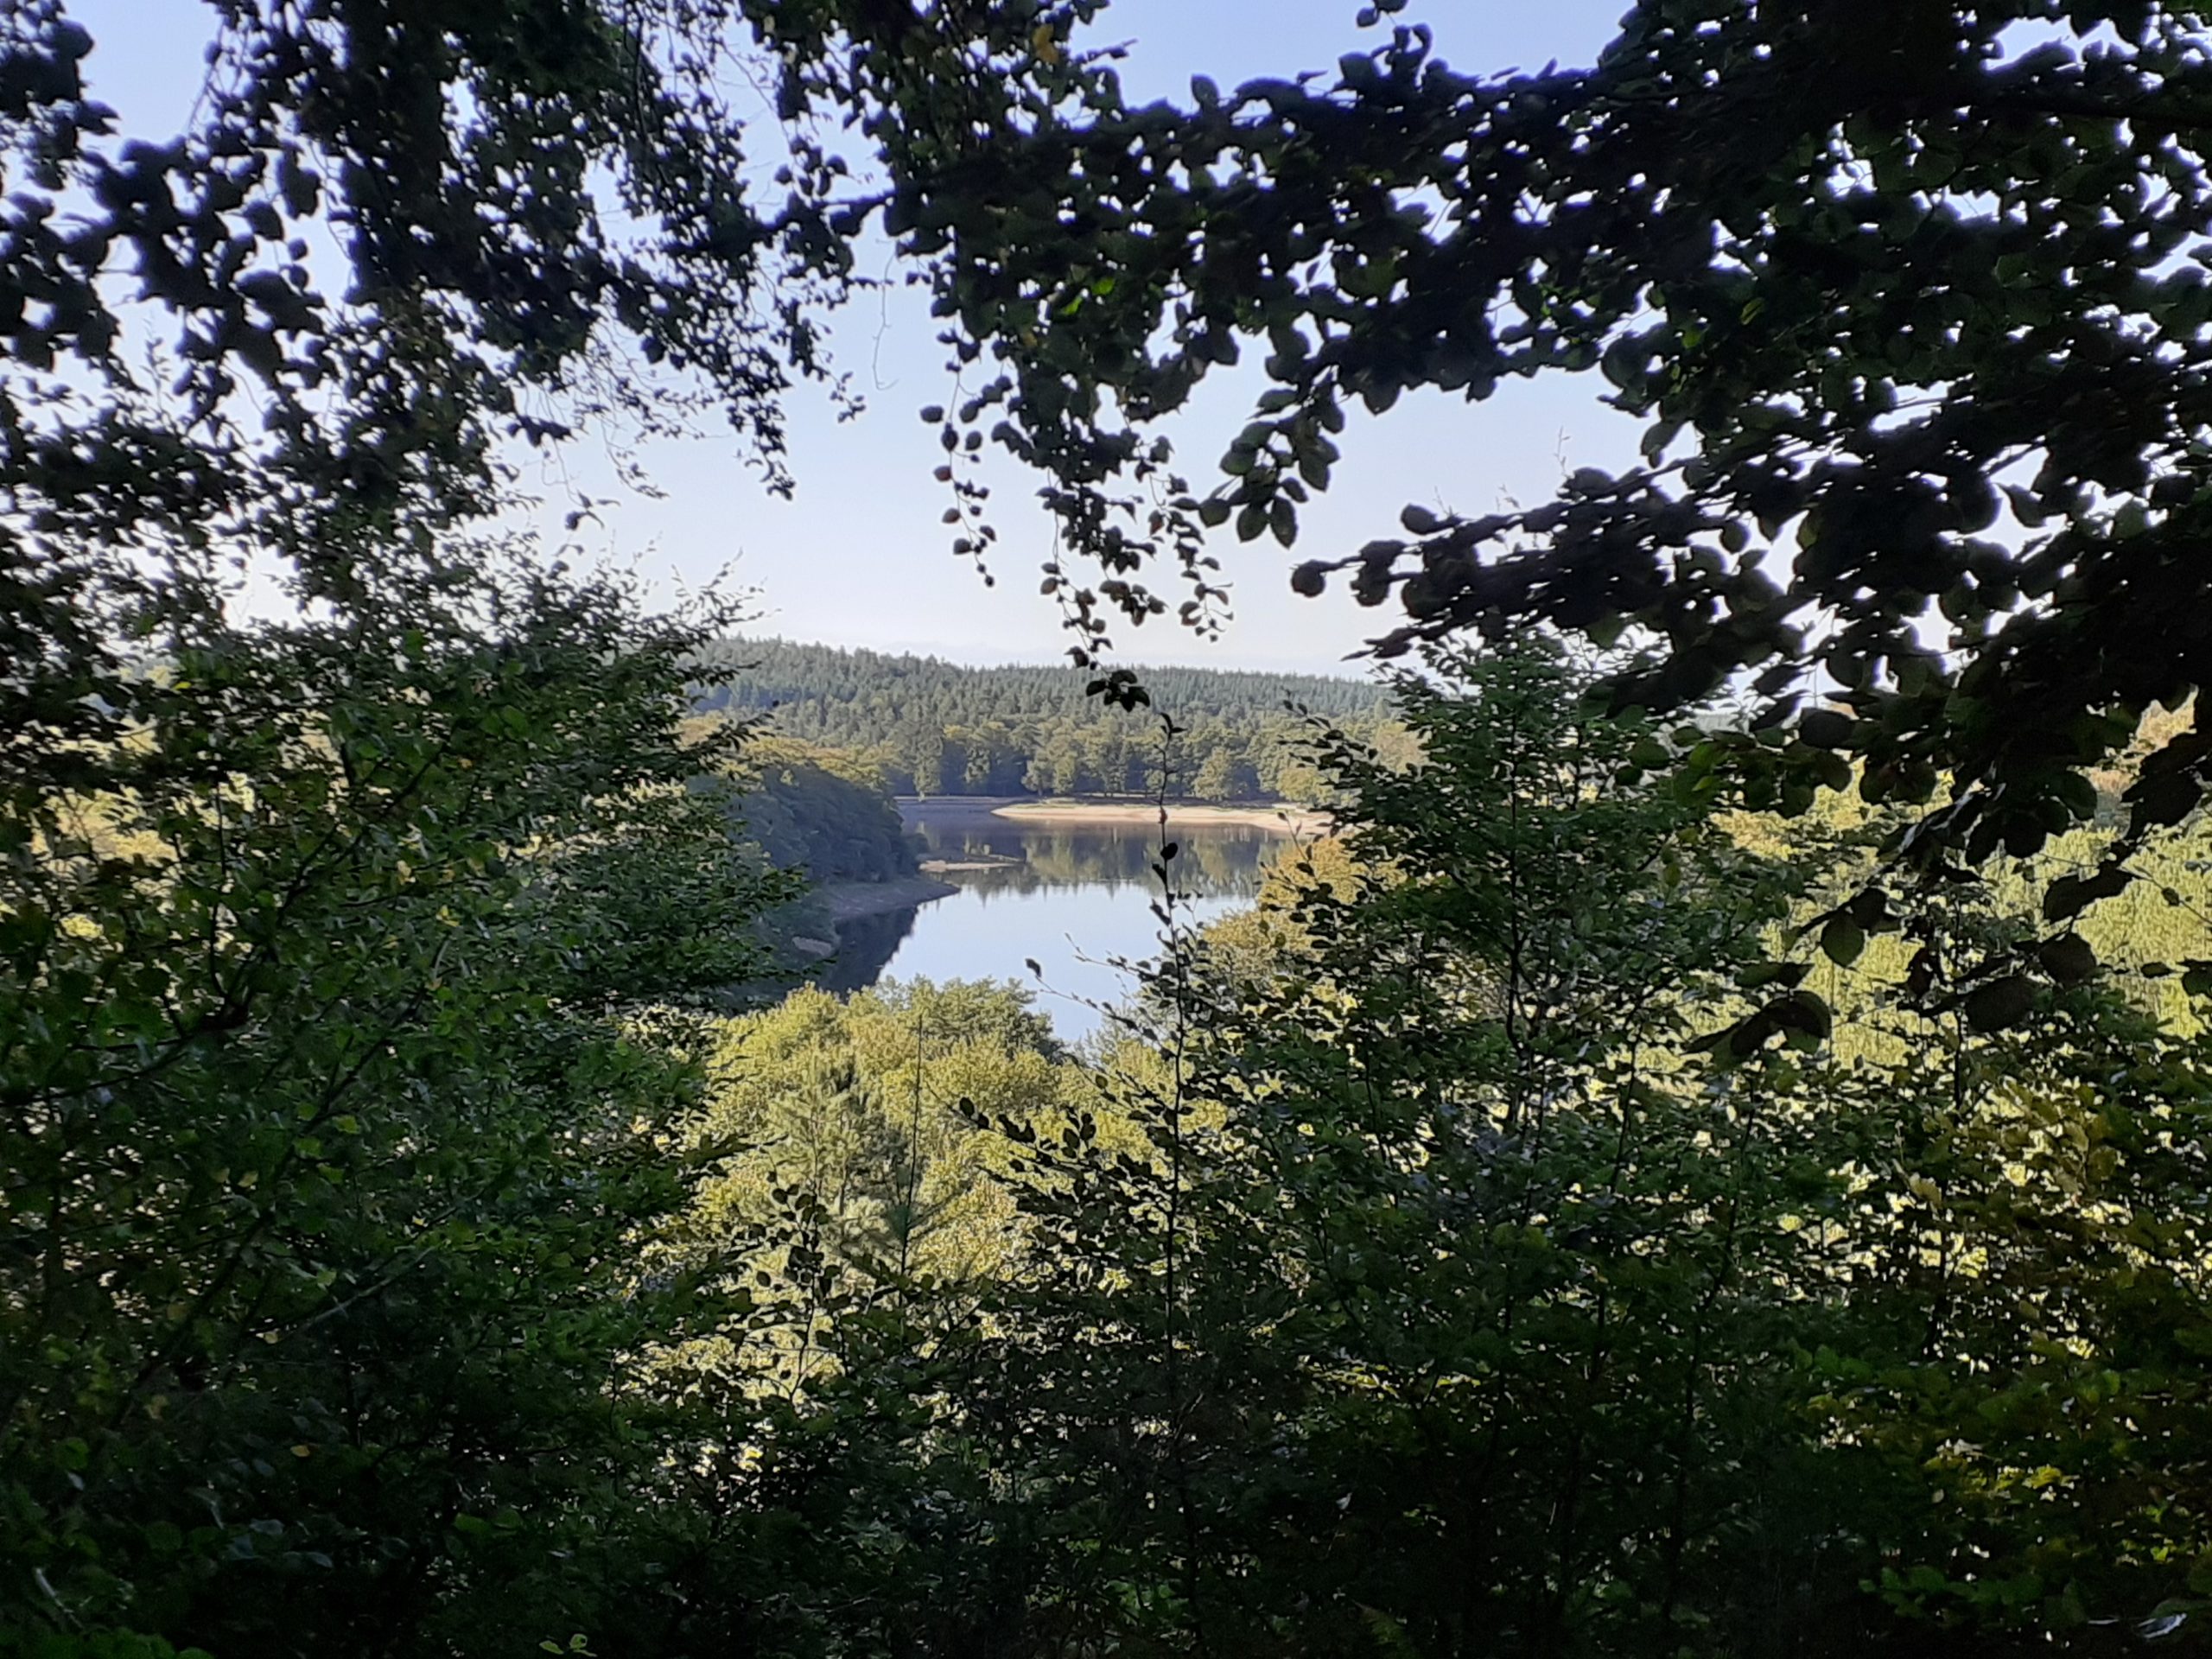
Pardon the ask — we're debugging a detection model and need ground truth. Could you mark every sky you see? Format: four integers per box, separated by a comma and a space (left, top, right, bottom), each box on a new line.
72, 0, 1641, 674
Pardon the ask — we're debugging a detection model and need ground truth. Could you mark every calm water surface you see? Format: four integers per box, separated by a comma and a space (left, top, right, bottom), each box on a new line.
823, 804, 1289, 1040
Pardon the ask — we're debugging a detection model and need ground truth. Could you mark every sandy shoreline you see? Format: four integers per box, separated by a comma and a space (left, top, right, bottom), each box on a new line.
985, 800, 1332, 836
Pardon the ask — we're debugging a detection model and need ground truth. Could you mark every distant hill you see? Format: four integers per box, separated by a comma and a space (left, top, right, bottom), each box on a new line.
690, 638, 1401, 801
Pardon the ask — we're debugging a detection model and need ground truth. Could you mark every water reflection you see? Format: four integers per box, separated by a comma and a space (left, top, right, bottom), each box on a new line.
819, 805, 1288, 1037
810, 905, 920, 995
906, 805, 1277, 902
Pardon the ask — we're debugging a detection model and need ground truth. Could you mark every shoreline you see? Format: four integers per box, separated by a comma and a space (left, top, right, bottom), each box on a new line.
810, 874, 959, 923
985, 799, 1332, 836
918, 852, 1025, 874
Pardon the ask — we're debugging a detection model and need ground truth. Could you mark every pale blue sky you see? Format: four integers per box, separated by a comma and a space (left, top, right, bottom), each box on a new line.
74, 0, 1638, 672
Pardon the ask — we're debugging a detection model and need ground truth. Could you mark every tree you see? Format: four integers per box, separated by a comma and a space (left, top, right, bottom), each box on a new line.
688, 979, 1073, 1298
722, 733, 918, 882
906, 726, 948, 798
0, 568, 801, 1656
949, 641, 2212, 1654
1190, 746, 1239, 801
960, 644, 1836, 1652
27, 2, 2209, 879
0, 6, 899, 1649
854, 0, 2212, 888
22, 5, 2212, 1650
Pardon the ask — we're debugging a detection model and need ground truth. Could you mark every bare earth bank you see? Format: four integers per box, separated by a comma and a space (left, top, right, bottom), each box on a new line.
811, 874, 959, 923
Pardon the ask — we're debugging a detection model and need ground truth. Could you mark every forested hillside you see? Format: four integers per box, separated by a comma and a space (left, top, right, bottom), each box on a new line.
690, 637, 1404, 799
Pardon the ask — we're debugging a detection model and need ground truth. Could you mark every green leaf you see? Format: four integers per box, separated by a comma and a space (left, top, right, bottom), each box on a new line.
1768, 988, 1832, 1043
2035, 932, 2099, 984
1963, 976, 2037, 1033
2044, 863, 2133, 921
1797, 708, 1854, 749
1820, 915, 1866, 968
1737, 959, 1808, 990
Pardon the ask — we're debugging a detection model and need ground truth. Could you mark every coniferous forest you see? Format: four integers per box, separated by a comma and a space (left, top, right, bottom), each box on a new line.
691, 637, 1404, 800
10, 4, 2212, 1658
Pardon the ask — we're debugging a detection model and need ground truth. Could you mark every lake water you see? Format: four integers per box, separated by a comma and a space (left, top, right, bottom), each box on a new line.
819, 803, 1289, 1041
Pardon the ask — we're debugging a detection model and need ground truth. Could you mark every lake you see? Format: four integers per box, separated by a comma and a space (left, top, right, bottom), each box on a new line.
817, 802, 1294, 1040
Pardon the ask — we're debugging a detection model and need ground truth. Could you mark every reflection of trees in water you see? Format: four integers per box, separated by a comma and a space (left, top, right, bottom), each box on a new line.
811, 906, 920, 992
916, 822, 1278, 901
803, 824, 1282, 995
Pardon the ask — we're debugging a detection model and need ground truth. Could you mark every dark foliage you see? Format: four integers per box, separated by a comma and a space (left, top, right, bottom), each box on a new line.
12, 5, 2212, 1656
729, 734, 921, 883
844, 0, 2212, 887
922, 644, 2212, 1656
0, 571, 804, 1656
